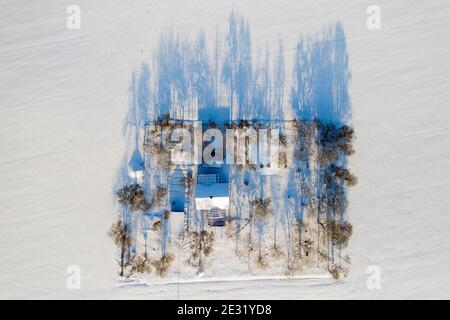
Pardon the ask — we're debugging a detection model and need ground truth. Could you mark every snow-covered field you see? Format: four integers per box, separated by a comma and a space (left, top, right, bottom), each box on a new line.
1, 0, 450, 299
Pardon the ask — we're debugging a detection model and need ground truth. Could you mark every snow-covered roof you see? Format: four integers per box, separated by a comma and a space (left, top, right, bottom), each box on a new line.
196, 197, 229, 211
128, 149, 144, 172
128, 149, 144, 183
195, 182, 229, 210
196, 182, 228, 197
198, 106, 230, 124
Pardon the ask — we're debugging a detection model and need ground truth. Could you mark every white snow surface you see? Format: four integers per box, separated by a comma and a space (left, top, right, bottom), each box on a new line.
1, 0, 450, 299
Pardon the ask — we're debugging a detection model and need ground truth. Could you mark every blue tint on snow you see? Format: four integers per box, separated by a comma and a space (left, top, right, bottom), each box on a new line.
291, 22, 351, 125
123, 63, 150, 145
198, 106, 230, 124
169, 168, 185, 212
128, 148, 144, 173
222, 11, 253, 120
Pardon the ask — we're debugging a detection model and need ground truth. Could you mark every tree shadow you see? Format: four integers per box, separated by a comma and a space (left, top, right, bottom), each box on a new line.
122, 63, 150, 146
290, 22, 351, 125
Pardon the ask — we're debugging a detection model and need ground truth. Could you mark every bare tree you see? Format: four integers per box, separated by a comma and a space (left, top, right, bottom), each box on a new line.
331, 165, 358, 187
249, 197, 271, 267
188, 230, 215, 273
183, 172, 195, 233
154, 185, 168, 203
327, 220, 353, 249
336, 125, 355, 156
129, 254, 152, 275
108, 219, 131, 277
117, 184, 144, 211
151, 254, 174, 277
251, 198, 271, 219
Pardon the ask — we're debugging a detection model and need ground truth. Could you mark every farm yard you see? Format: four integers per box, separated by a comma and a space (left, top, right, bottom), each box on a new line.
110, 12, 356, 283
1, 0, 449, 299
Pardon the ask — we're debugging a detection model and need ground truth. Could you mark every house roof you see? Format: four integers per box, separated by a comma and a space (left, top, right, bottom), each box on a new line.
196, 182, 228, 198
195, 197, 229, 210
195, 182, 229, 210
198, 106, 230, 124
128, 149, 144, 172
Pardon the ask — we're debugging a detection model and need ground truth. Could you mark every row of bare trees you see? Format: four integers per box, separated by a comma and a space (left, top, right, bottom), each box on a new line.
111, 119, 355, 278
315, 121, 356, 278
109, 182, 174, 277
224, 119, 356, 277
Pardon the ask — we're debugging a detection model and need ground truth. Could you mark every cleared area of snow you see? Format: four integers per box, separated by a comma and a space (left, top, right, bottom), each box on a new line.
1, 0, 450, 299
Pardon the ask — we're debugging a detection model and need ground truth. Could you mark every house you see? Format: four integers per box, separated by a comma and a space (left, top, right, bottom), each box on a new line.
143, 106, 231, 228
128, 148, 144, 184
195, 165, 229, 227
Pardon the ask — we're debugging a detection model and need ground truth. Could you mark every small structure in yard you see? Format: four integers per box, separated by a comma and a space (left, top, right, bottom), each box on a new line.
207, 207, 226, 227
128, 148, 144, 184
194, 106, 231, 227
